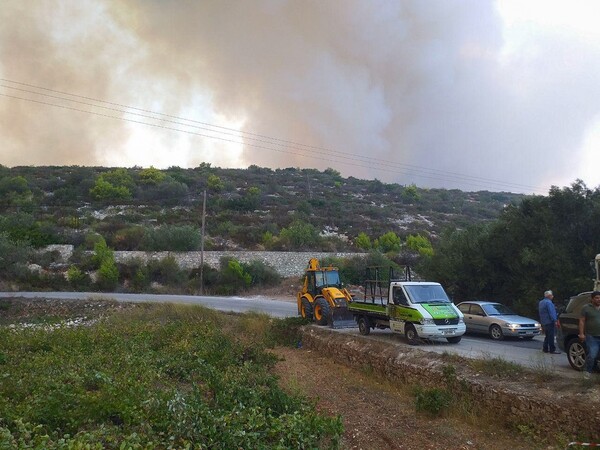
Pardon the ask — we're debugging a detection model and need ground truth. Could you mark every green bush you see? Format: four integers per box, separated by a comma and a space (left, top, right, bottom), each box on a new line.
147, 255, 187, 288
142, 225, 201, 251
243, 260, 281, 287
66, 266, 92, 291
0, 233, 31, 280
0, 305, 343, 448
278, 220, 321, 250
215, 257, 252, 295
96, 259, 119, 291
414, 386, 452, 416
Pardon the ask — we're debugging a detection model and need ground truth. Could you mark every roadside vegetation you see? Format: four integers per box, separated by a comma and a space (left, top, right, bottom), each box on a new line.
1, 163, 600, 317
0, 302, 342, 449
418, 180, 600, 317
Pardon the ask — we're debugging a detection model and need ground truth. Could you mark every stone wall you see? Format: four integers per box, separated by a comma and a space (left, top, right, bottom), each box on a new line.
112, 250, 366, 277
42, 246, 365, 278
300, 326, 599, 441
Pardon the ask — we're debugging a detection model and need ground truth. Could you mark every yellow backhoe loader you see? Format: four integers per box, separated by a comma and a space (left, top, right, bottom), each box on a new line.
297, 258, 355, 328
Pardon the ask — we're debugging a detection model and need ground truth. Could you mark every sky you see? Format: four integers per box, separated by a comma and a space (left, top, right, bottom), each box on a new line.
1, 0, 600, 195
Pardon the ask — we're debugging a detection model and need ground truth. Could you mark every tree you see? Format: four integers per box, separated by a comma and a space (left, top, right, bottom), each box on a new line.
419, 181, 600, 316
207, 174, 224, 192
0, 232, 31, 280
375, 231, 401, 254
354, 232, 372, 250
402, 184, 420, 203
101, 168, 135, 190
97, 258, 119, 290
89, 178, 131, 201
0, 176, 32, 206
138, 166, 166, 185
279, 220, 320, 250
406, 234, 434, 257
218, 257, 251, 294
92, 237, 114, 269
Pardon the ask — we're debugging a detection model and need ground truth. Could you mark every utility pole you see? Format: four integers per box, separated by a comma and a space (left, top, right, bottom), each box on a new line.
199, 190, 207, 295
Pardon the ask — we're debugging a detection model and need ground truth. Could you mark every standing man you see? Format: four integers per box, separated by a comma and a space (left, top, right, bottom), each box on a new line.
539, 290, 560, 354
578, 291, 600, 379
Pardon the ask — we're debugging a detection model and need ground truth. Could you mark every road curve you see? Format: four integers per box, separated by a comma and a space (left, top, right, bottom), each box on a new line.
0, 291, 297, 318
0, 291, 581, 378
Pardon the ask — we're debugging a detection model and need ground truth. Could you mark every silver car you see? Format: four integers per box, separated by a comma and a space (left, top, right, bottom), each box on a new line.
456, 300, 542, 340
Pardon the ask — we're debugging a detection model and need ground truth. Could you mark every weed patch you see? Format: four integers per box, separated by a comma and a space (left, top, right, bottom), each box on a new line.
469, 353, 524, 378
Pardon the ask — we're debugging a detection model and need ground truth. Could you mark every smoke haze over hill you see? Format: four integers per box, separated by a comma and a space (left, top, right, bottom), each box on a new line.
2, 0, 600, 193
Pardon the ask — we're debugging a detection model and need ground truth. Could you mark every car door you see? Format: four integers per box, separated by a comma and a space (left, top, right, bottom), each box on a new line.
468, 304, 489, 334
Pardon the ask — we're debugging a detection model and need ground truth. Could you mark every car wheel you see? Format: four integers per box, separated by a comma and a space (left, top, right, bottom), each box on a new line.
566, 337, 587, 371
405, 323, 419, 345
358, 316, 370, 336
489, 324, 504, 340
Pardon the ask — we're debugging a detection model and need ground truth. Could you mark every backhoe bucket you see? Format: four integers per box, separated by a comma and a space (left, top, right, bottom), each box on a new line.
329, 306, 356, 329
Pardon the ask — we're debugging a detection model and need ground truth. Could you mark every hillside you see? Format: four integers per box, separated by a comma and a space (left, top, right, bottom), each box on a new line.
0, 164, 523, 252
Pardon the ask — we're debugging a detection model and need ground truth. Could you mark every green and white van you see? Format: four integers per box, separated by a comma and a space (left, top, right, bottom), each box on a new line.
349, 281, 465, 344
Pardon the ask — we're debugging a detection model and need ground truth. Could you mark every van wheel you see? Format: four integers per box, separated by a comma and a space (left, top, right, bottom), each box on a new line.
358, 317, 370, 336
446, 336, 461, 344
313, 298, 330, 326
300, 298, 313, 320
405, 324, 419, 345
489, 324, 504, 340
567, 337, 586, 371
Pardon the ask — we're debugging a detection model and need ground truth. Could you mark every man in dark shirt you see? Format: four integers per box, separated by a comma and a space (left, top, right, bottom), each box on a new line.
579, 291, 600, 379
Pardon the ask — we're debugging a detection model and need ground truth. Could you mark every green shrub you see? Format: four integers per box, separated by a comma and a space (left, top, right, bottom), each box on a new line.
243, 260, 281, 287
142, 225, 201, 251
96, 259, 119, 291
0, 304, 343, 448
414, 386, 452, 416
215, 257, 252, 295
147, 255, 187, 287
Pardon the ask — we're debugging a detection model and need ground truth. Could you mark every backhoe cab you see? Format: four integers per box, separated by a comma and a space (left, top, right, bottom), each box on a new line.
297, 258, 355, 328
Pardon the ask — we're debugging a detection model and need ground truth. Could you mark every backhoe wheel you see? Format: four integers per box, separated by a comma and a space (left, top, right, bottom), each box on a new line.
300, 298, 313, 320
313, 298, 331, 326
405, 323, 419, 345
358, 316, 371, 336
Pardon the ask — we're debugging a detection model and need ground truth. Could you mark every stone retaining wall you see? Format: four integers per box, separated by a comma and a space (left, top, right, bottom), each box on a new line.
300, 326, 599, 441
44, 245, 367, 278
112, 251, 366, 277
42, 246, 366, 278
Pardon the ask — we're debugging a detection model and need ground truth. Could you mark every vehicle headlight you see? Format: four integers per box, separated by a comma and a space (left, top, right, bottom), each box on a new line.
507, 323, 520, 329
458, 317, 464, 324
534, 322, 541, 328
420, 318, 435, 325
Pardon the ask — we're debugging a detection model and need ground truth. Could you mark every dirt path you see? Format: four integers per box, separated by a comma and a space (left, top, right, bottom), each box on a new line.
271, 347, 550, 450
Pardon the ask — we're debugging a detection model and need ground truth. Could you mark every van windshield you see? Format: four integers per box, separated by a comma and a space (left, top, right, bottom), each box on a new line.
404, 285, 451, 304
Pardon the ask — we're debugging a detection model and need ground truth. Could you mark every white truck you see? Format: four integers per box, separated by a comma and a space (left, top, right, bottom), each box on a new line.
349, 267, 465, 344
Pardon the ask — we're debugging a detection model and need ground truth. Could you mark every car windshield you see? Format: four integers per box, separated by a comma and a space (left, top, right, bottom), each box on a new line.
404, 285, 450, 304
482, 303, 516, 316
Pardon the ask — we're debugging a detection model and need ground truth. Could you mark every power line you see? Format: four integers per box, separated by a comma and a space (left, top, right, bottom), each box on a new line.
0, 79, 547, 193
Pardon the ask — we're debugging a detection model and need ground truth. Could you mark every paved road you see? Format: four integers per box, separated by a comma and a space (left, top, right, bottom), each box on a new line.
333, 326, 580, 379
1, 291, 581, 378
0, 291, 297, 318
